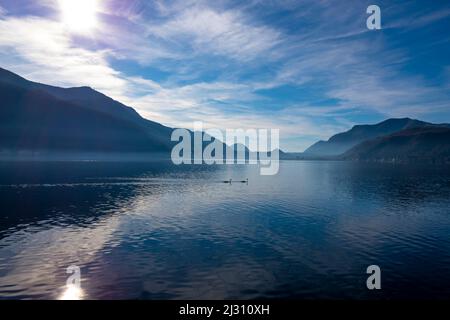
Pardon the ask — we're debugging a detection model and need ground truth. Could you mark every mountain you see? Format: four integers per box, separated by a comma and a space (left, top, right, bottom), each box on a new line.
0, 68, 264, 162
0, 67, 145, 123
4, 67, 448, 164
0, 67, 173, 156
342, 126, 450, 164
279, 152, 334, 160
304, 118, 438, 156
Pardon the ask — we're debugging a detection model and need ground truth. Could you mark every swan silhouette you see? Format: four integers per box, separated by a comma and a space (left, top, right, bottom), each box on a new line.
221, 178, 248, 184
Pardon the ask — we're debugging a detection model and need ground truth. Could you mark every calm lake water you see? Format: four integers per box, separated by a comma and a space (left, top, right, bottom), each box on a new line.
0, 160, 449, 299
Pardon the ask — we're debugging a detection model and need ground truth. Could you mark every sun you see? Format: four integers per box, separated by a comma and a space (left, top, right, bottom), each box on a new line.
58, 0, 99, 33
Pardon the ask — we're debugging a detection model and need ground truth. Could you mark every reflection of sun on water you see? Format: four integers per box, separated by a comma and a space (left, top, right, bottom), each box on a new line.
59, 284, 84, 300
58, 0, 99, 33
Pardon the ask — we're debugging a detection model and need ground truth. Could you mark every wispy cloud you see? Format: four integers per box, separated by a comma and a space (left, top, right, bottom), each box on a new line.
145, 7, 282, 61
0, 0, 449, 151
0, 5, 6, 17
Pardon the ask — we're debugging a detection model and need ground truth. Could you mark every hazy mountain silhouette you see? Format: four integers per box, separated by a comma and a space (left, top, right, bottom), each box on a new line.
342, 126, 450, 163
0, 67, 174, 156
303, 118, 445, 156
0, 68, 262, 161
3, 68, 448, 164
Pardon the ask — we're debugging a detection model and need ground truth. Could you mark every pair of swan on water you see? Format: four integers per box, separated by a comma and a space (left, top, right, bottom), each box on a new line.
222, 178, 248, 184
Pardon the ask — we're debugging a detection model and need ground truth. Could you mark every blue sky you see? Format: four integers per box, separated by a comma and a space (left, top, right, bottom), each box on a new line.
0, 0, 449, 151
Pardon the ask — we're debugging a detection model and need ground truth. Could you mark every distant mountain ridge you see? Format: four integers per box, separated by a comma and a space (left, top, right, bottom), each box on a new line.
0, 68, 261, 161
2, 67, 449, 164
342, 126, 450, 163
0, 68, 140, 122
304, 118, 449, 156
0, 67, 173, 155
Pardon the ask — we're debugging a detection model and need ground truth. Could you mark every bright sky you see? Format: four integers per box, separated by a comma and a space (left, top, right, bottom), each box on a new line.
0, 0, 449, 151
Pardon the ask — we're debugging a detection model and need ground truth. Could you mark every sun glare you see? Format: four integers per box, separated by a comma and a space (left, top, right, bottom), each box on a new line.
58, 0, 99, 33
